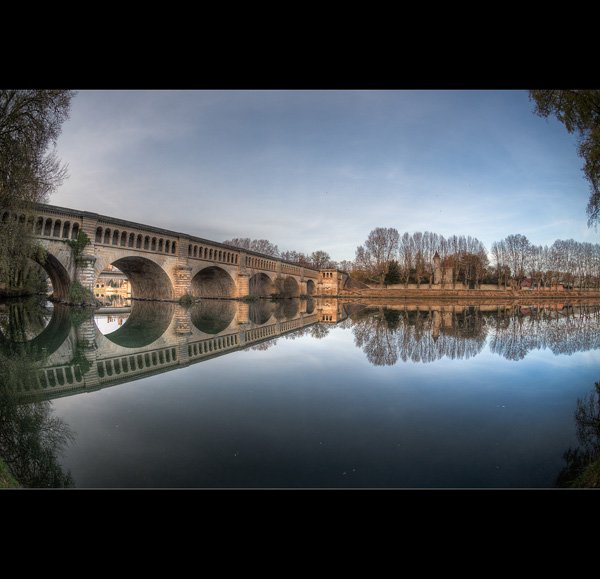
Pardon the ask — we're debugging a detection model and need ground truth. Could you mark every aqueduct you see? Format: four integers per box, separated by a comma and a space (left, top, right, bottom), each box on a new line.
0, 204, 337, 302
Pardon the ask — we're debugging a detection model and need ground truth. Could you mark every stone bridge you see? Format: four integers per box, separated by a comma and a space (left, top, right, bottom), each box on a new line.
0, 203, 335, 301
3, 298, 334, 400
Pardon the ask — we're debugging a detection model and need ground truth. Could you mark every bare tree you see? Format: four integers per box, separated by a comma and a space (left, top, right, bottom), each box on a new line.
398, 232, 414, 288
223, 237, 280, 257
310, 250, 334, 269
358, 227, 400, 286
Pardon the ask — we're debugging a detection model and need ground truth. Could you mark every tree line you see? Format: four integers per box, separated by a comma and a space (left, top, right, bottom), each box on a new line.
348, 227, 600, 290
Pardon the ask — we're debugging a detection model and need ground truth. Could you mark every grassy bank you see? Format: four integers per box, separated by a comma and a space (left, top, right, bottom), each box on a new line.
0, 457, 19, 489
571, 458, 600, 488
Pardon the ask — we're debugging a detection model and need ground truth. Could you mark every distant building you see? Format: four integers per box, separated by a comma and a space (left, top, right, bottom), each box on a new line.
433, 252, 453, 285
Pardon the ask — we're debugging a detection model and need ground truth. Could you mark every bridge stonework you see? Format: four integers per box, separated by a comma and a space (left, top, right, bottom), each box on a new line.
2, 204, 328, 302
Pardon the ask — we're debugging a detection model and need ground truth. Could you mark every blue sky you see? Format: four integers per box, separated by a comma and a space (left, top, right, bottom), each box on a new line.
53, 90, 598, 262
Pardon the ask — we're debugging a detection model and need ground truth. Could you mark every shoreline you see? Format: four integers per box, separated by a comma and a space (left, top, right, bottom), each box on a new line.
335, 288, 600, 300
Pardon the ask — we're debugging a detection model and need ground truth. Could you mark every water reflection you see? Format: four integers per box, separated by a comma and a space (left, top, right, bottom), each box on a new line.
2, 298, 321, 399
0, 327, 74, 487
190, 300, 236, 334
347, 303, 600, 366
102, 301, 176, 347
1, 296, 600, 488
2, 299, 599, 401
557, 379, 600, 488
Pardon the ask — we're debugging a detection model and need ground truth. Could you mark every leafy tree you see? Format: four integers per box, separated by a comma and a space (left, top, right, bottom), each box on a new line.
384, 260, 401, 285
0, 90, 73, 291
530, 90, 600, 227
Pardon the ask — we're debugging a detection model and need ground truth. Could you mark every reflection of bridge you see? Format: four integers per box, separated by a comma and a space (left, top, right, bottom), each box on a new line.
6, 299, 600, 397
1, 204, 333, 301
10, 299, 326, 399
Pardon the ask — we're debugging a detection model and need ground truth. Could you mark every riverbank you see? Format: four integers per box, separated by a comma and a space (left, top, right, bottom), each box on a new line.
337, 288, 600, 300
0, 458, 19, 488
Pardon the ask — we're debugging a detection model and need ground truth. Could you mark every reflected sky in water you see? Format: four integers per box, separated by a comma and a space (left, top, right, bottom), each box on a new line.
40, 300, 600, 488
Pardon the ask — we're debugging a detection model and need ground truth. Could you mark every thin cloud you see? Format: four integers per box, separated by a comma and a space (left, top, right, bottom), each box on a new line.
52, 90, 599, 263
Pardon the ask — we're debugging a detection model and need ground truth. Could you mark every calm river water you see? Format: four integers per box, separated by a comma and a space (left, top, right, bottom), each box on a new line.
1, 297, 599, 488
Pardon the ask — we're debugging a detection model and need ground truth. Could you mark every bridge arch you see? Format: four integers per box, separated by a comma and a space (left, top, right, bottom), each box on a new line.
191, 266, 236, 298
101, 256, 174, 300
283, 276, 300, 298
23, 247, 73, 302
306, 279, 315, 296
249, 272, 276, 297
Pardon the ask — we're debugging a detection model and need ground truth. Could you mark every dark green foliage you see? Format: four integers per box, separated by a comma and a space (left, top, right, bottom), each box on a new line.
67, 281, 95, 305
178, 293, 195, 306
0, 351, 74, 488
0, 90, 73, 290
557, 380, 600, 487
530, 90, 600, 226
384, 260, 401, 285
383, 308, 401, 329
66, 230, 90, 261
69, 342, 92, 375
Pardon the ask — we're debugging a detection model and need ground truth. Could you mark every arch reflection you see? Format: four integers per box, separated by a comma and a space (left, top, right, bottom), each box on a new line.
99, 301, 176, 348
0, 300, 76, 359
189, 300, 236, 334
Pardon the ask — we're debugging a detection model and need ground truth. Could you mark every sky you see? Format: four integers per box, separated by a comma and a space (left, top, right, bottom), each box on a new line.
52, 90, 599, 262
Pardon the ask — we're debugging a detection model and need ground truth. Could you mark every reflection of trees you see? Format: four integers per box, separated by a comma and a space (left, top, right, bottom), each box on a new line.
0, 298, 53, 344
273, 299, 299, 320
488, 304, 600, 360
351, 306, 487, 366
309, 325, 330, 340
557, 380, 600, 488
0, 348, 74, 487
347, 304, 600, 366
246, 340, 278, 352
249, 301, 275, 325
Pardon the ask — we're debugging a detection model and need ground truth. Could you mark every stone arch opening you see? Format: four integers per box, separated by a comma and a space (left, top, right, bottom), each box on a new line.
99, 301, 175, 348
106, 256, 174, 300
189, 301, 236, 334
283, 276, 300, 298
191, 266, 235, 298
306, 279, 315, 296
249, 272, 276, 297
30, 252, 72, 301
